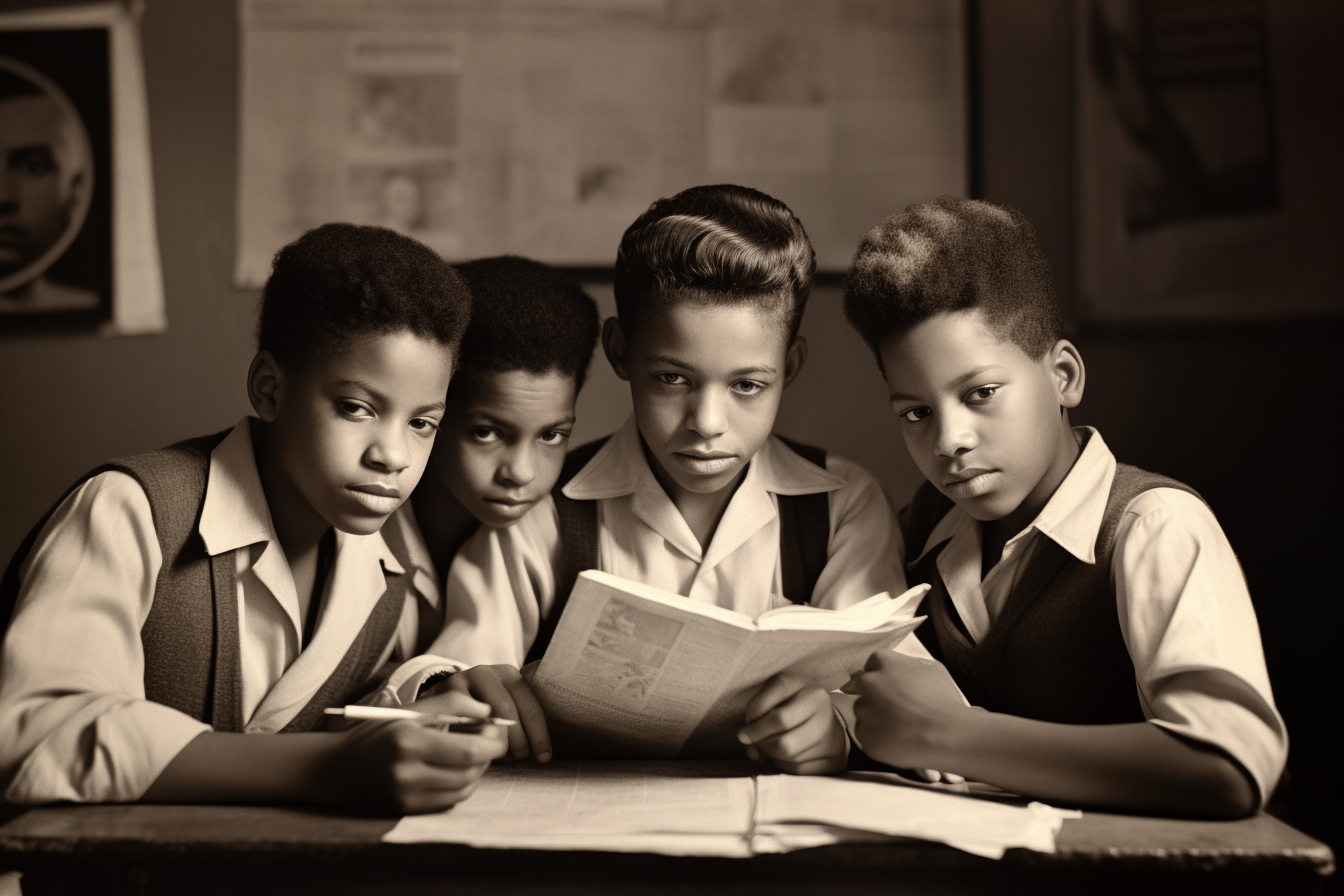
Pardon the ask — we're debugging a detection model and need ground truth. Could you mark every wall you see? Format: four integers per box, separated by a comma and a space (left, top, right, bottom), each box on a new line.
0, 0, 1338, 850
977, 0, 1342, 850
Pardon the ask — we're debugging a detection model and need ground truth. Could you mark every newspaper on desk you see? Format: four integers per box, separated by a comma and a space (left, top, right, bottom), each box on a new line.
384, 761, 1081, 860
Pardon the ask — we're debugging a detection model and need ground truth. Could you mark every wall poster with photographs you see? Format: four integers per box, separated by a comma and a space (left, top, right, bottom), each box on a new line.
234, 0, 968, 284
1075, 0, 1343, 323
0, 2, 163, 335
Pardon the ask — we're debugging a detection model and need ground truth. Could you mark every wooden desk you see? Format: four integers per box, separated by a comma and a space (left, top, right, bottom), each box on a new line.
0, 788, 1333, 895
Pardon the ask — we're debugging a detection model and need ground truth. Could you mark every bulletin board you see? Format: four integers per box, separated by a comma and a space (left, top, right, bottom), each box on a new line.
234, 0, 967, 285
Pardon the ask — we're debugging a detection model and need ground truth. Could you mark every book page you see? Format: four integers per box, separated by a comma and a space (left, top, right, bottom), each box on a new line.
684, 620, 922, 752
534, 572, 924, 757
534, 574, 755, 756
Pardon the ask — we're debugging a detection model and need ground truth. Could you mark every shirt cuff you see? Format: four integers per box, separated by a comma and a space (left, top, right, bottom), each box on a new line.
368, 655, 466, 706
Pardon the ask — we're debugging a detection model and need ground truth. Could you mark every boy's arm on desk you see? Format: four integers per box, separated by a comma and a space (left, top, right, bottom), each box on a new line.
846, 651, 1257, 818
142, 695, 507, 814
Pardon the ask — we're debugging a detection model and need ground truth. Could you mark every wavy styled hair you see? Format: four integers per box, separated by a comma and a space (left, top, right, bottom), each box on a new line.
614, 184, 815, 340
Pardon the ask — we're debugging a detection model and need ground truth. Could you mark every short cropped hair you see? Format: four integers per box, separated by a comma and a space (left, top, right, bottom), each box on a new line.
257, 223, 471, 367
844, 197, 1063, 365
452, 255, 600, 389
613, 184, 815, 341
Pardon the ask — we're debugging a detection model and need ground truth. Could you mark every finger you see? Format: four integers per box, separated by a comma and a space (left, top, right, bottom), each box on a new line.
739, 687, 822, 745
454, 673, 531, 759
414, 726, 510, 766
410, 689, 492, 719
743, 675, 808, 725
752, 710, 834, 765
499, 673, 553, 763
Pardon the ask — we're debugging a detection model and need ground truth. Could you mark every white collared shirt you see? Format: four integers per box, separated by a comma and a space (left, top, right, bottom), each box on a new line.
0, 418, 435, 804
908, 427, 1287, 806
422, 416, 908, 671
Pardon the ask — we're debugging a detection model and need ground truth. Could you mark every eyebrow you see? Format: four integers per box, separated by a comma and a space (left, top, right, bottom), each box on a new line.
888, 365, 1005, 403
337, 380, 445, 416
474, 411, 576, 430
646, 355, 778, 377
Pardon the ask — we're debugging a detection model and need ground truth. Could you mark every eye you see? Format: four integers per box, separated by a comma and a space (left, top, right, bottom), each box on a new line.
656, 373, 688, 386
409, 417, 439, 436
470, 427, 500, 444
338, 400, 372, 419
898, 406, 931, 424
966, 385, 1000, 403
732, 380, 766, 396
539, 430, 570, 446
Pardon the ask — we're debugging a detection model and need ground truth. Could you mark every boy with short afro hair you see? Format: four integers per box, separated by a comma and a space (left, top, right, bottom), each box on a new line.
0, 223, 505, 812
416, 185, 908, 773
378, 257, 599, 761
401, 255, 601, 576
842, 197, 1286, 816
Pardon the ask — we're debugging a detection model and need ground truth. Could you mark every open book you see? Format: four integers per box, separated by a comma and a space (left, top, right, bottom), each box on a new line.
531, 570, 928, 758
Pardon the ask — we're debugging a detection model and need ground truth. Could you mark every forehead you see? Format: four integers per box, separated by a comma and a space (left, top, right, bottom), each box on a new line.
297, 330, 454, 395
449, 368, 578, 418
879, 309, 1032, 388
0, 95, 68, 149
631, 299, 791, 360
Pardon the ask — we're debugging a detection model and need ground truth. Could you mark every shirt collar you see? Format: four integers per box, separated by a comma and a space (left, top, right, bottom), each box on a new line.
907, 426, 1115, 566
198, 416, 406, 575
199, 417, 276, 557
562, 416, 845, 501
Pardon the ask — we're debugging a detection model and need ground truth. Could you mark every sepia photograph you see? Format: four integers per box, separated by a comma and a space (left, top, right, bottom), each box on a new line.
0, 0, 1339, 894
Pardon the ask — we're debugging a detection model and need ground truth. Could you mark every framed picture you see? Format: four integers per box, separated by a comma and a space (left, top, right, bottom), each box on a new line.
1074, 0, 1342, 324
0, 1, 163, 335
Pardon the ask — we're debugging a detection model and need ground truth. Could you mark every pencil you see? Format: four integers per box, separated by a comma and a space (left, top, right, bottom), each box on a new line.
324, 705, 517, 727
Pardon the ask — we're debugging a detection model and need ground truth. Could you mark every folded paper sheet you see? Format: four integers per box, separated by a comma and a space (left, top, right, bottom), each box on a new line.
383, 761, 1080, 859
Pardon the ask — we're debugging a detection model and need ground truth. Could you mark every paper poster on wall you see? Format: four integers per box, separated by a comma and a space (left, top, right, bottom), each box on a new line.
235, 0, 967, 283
0, 1, 164, 335
1075, 0, 1343, 322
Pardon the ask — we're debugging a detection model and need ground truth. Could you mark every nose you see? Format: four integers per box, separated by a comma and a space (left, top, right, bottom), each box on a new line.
933, 409, 978, 458
687, 388, 727, 439
365, 424, 411, 474
497, 444, 537, 488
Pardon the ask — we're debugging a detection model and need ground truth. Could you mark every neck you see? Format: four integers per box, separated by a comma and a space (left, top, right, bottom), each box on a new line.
643, 441, 745, 551
411, 470, 480, 578
253, 422, 331, 564
981, 423, 1082, 575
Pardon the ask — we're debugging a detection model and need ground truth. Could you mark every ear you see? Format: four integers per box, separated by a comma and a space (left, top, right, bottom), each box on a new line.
1047, 339, 1085, 409
782, 334, 808, 387
247, 351, 285, 422
601, 317, 630, 381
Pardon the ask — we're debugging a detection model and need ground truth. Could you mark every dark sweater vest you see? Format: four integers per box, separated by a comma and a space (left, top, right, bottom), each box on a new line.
0, 431, 409, 733
900, 464, 1202, 725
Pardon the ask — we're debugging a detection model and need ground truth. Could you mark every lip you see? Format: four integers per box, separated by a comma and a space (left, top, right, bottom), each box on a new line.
674, 450, 738, 475
943, 468, 1001, 498
485, 496, 535, 509
347, 483, 403, 514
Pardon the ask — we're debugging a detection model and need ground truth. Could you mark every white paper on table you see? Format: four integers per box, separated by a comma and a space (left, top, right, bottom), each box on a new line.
753, 774, 1082, 860
384, 761, 755, 857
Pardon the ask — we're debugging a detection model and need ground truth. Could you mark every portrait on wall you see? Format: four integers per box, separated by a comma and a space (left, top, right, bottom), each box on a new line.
0, 28, 112, 327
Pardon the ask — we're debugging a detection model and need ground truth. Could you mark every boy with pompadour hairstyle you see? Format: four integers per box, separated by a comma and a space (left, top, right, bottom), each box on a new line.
408, 184, 909, 773
841, 196, 1286, 817
0, 223, 506, 813
377, 255, 599, 762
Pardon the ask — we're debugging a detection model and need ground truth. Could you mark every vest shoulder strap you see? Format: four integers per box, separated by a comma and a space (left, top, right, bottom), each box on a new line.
526, 436, 608, 664
773, 436, 831, 606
